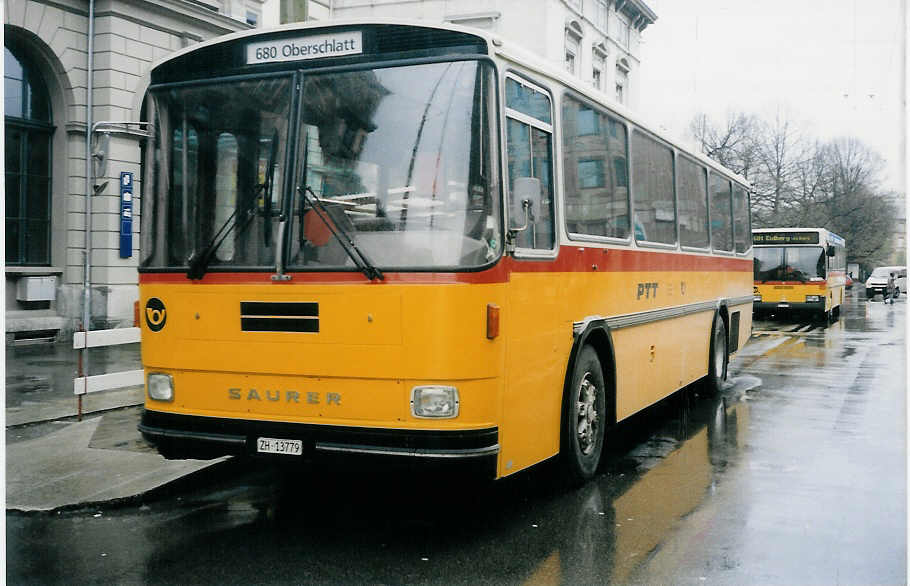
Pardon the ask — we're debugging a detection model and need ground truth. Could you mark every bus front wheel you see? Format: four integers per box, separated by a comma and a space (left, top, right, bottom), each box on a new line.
560, 346, 606, 485
706, 316, 727, 394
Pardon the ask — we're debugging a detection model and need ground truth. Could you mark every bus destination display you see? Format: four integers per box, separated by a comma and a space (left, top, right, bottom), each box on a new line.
753, 231, 820, 245
246, 31, 363, 65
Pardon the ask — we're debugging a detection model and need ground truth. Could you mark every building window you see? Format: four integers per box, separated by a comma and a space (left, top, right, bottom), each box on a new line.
592, 0, 608, 31
614, 12, 631, 47
578, 159, 605, 189
565, 22, 582, 76
246, 10, 259, 26
592, 43, 607, 91
615, 61, 629, 104
5, 45, 53, 266
565, 49, 577, 75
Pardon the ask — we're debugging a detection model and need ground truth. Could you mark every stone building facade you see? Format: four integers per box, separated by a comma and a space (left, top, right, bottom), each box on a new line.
325, 0, 656, 110
4, 0, 264, 342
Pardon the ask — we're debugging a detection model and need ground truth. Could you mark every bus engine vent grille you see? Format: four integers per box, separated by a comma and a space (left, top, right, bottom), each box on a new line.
240, 302, 319, 333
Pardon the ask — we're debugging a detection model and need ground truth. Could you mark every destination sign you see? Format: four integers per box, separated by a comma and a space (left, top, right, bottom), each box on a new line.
752, 231, 820, 245
246, 31, 363, 65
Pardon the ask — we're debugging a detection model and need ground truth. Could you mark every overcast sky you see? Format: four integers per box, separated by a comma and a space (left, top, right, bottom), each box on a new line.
637, 0, 906, 192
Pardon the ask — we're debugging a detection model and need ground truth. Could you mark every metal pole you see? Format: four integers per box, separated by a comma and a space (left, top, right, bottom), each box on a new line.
81, 0, 95, 420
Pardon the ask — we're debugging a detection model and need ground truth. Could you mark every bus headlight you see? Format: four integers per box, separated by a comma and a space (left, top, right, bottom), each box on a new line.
805, 295, 821, 302
148, 373, 174, 402
411, 386, 459, 418
753, 295, 762, 302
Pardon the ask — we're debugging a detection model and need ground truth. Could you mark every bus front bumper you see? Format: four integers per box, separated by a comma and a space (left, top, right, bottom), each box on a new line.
139, 409, 499, 473
754, 300, 825, 313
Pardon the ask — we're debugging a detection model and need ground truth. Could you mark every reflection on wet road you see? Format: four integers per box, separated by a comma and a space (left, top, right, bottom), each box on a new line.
7, 293, 906, 584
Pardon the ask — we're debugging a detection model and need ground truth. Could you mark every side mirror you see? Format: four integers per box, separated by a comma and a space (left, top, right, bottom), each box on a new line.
826, 245, 836, 257
510, 177, 542, 232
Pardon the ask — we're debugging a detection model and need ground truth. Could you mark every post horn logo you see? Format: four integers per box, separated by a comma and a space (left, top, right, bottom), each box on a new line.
145, 298, 167, 332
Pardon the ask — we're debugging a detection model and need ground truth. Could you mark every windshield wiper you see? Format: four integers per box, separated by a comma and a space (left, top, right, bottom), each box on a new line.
186, 192, 259, 280
186, 130, 280, 280
299, 185, 384, 281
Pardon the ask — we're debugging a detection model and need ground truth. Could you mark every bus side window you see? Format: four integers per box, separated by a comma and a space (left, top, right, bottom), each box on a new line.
732, 184, 751, 253
677, 156, 709, 248
631, 129, 676, 245
561, 94, 630, 239
709, 174, 733, 252
505, 77, 555, 251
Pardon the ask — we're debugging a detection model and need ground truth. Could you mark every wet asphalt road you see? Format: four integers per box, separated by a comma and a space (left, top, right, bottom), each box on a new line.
6, 290, 906, 584
5, 342, 141, 409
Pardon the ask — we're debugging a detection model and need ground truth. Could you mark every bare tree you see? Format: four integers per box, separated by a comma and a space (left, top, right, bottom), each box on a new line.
689, 112, 902, 270
750, 113, 806, 226
688, 111, 759, 178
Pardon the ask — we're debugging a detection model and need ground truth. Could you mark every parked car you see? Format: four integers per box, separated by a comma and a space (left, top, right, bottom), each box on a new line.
865, 266, 907, 299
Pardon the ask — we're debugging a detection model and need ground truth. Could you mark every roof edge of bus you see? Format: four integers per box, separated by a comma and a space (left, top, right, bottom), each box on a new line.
146, 18, 497, 74
146, 18, 750, 188
489, 38, 752, 188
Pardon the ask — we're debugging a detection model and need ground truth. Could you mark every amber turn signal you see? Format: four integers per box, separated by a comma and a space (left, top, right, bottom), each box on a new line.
486, 303, 500, 340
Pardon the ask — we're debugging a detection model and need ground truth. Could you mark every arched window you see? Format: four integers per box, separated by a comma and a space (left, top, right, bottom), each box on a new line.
615, 58, 630, 105
564, 20, 583, 76
5, 44, 53, 265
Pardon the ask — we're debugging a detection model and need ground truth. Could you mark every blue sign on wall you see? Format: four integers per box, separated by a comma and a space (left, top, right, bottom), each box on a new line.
120, 172, 133, 258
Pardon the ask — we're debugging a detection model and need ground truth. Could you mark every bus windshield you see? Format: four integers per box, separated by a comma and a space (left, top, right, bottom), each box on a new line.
142, 60, 501, 272
290, 60, 499, 270
754, 246, 826, 282
144, 77, 293, 270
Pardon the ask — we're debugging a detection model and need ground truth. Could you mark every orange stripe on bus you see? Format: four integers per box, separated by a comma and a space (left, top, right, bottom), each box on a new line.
138, 247, 752, 285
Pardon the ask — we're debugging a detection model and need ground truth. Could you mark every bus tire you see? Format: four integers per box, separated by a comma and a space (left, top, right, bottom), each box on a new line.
560, 345, 606, 485
706, 315, 727, 394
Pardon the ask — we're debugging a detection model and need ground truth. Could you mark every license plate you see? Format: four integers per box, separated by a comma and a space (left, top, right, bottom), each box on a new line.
257, 437, 303, 456
777, 303, 790, 308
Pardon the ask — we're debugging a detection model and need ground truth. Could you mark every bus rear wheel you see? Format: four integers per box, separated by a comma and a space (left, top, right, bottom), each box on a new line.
706, 316, 727, 394
560, 346, 606, 485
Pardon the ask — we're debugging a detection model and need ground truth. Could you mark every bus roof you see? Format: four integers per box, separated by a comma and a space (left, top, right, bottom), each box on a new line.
148, 18, 750, 188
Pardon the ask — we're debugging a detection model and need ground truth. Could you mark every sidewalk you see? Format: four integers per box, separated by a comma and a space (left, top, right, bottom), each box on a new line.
5, 341, 227, 512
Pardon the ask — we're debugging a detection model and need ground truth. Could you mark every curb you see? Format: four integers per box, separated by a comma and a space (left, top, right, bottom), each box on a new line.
6, 455, 239, 515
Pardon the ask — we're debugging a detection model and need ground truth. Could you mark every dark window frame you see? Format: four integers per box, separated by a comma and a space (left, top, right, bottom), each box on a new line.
5, 44, 54, 266
676, 154, 710, 250
505, 72, 557, 256
560, 89, 631, 244
630, 127, 678, 247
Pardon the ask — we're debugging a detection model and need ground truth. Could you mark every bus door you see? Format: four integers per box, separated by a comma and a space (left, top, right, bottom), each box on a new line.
501, 74, 566, 475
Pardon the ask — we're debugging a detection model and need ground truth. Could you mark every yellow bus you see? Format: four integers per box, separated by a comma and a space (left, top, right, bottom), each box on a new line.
752, 228, 847, 322
138, 20, 754, 483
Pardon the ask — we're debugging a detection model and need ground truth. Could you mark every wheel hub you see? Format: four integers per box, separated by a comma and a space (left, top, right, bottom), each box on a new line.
576, 374, 599, 455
